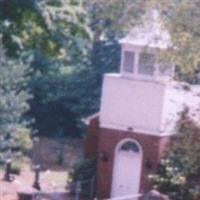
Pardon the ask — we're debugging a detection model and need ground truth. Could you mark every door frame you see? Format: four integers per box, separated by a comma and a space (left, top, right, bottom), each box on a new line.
111, 138, 143, 197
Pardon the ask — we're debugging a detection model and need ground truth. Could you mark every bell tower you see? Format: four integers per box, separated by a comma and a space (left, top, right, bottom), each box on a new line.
100, 10, 175, 136
120, 10, 173, 81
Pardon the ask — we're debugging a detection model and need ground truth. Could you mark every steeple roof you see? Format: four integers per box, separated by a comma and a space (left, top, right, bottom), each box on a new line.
120, 10, 171, 49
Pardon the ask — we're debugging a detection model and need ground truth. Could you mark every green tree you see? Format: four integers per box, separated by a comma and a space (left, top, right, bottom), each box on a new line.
0, 0, 89, 57
149, 109, 200, 200
25, 50, 80, 136
0, 46, 32, 163
85, 0, 146, 41
158, 0, 200, 71
0, 0, 90, 136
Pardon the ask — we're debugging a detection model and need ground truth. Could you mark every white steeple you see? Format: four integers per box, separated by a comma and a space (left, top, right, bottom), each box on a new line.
120, 10, 171, 49
119, 10, 174, 81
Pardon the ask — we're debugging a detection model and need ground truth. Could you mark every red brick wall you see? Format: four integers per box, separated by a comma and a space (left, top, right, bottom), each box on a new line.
84, 117, 99, 158
96, 127, 170, 199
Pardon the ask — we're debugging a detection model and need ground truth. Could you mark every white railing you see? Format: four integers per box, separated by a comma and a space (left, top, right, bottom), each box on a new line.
104, 193, 142, 200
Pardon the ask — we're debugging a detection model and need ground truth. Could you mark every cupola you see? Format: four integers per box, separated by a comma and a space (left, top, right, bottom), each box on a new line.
120, 10, 174, 81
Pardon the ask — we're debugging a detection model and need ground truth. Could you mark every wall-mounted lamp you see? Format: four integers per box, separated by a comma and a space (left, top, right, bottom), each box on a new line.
99, 151, 108, 162
145, 158, 153, 172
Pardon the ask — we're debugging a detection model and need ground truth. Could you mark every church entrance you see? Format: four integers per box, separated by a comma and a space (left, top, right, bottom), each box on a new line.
111, 139, 143, 198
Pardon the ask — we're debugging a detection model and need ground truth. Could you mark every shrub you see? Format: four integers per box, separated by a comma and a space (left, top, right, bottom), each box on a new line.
10, 161, 21, 175
15, 127, 33, 154
149, 110, 200, 200
69, 158, 96, 197
70, 158, 96, 181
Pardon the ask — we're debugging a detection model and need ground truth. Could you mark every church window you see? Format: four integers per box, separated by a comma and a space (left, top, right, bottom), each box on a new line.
120, 141, 140, 153
123, 51, 135, 73
138, 53, 155, 75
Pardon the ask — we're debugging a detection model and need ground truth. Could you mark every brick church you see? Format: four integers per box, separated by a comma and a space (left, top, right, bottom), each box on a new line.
85, 10, 200, 199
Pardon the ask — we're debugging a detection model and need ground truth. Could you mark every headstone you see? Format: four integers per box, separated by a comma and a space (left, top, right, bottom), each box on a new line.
32, 165, 41, 190
3, 158, 14, 182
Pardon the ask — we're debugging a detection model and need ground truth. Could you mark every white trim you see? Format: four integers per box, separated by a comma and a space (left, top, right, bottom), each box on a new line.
111, 138, 143, 198
104, 73, 168, 85
121, 50, 158, 80
120, 45, 140, 78
99, 123, 174, 137
119, 40, 169, 49
115, 138, 143, 154
83, 112, 99, 125
134, 52, 139, 76
120, 48, 125, 74
120, 48, 137, 76
120, 44, 174, 81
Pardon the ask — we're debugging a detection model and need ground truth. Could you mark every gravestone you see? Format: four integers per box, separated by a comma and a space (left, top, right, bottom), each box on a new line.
3, 159, 14, 182
32, 165, 41, 190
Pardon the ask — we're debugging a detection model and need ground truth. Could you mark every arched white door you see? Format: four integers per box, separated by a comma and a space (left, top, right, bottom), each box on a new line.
111, 139, 143, 198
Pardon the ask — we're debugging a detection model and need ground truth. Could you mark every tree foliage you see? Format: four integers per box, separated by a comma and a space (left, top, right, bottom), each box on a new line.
158, 0, 200, 72
0, 0, 89, 57
0, 0, 90, 136
0, 47, 32, 163
85, 0, 146, 41
25, 50, 80, 136
149, 110, 200, 200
